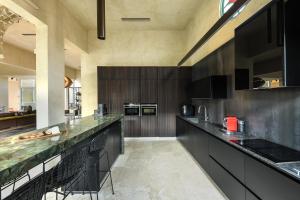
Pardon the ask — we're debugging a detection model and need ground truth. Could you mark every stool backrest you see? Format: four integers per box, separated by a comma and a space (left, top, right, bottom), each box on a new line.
52, 146, 87, 187
4, 171, 49, 200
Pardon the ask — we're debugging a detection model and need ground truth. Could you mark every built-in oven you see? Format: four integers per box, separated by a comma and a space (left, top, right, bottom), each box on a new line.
124, 103, 140, 116
141, 104, 157, 116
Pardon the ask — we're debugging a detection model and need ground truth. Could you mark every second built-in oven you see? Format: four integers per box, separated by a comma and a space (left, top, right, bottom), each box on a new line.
124, 103, 140, 116
141, 104, 157, 116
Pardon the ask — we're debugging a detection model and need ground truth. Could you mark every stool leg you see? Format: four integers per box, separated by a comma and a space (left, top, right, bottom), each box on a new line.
105, 151, 115, 195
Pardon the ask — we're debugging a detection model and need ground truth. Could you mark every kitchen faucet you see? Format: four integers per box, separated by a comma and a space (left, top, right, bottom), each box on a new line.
198, 105, 209, 122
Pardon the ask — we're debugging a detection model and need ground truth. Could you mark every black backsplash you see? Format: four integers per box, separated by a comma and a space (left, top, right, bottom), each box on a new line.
192, 40, 300, 151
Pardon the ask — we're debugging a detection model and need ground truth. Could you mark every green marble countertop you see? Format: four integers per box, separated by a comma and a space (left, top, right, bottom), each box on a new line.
0, 114, 123, 186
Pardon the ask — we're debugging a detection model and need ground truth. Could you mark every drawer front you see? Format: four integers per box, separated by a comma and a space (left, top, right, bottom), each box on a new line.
209, 137, 245, 182
209, 157, 246, 200
245, 156, 300, 200
246, 190, 260, 200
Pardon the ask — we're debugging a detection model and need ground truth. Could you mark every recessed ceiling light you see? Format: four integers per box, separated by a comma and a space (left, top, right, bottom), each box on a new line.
121, 18, 151, 22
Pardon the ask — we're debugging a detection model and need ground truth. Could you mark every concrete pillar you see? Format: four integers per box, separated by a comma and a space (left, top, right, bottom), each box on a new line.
36, 23, 65, 128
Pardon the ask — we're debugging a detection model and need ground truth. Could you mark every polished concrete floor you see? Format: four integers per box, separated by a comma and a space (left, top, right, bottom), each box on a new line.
47, 139, 227, 200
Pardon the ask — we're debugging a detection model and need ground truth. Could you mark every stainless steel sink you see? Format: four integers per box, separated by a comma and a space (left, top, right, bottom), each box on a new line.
277, 162, 300, 177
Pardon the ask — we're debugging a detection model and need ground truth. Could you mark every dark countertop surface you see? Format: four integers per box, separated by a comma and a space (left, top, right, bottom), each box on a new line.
177, 115, 300, 183
0, 114, 123, 186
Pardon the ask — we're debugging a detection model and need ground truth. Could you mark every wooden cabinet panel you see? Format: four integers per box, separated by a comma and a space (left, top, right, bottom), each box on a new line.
124, 116, 141, 137
140, 80, 158, 103
245, 155, 300, 200
98, 67, 140, 80
141, 116, 157, 137
122, 80, 140, 103
158, 79, 177, 137
209, 137, 245, 182
209, 157, 246, 200
158, 67, 177, 80
140, 67, 158, 80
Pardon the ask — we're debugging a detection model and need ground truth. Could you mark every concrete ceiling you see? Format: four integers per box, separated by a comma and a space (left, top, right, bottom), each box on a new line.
59, 0, 202, 30
3, 20, 82, 69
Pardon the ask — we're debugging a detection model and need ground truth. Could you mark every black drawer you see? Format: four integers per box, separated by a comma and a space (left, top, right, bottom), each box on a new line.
245, 156, 300, 200
209, 156, 246, 200
246, 190, 260, 200
209, 137, 245, 182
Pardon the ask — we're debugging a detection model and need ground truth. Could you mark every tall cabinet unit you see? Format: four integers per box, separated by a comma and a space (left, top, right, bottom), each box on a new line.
140, 68, 158, 137
158, 68, 178, 137
98, 67, 192, 137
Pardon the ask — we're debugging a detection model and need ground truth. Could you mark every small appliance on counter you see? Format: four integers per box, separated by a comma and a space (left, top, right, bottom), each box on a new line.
94, 104, 108, 116
180, 104, 195, 117
222, 116, 246, 134
123, 103, 140, 116
223, 116, 238, 133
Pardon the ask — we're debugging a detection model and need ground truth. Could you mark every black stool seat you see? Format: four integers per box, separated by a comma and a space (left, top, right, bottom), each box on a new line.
89, 130, 115, 200
46, 145, 93, 200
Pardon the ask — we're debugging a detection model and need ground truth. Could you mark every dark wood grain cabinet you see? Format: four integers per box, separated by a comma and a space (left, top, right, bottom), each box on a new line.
158, 79, 177, 136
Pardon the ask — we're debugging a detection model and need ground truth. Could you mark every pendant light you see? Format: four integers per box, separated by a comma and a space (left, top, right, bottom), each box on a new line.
97, 0, 106, 40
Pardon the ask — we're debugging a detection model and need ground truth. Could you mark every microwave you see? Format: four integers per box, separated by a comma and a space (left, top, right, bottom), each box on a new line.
141, 104, 157, 116
124, 103, 140, 116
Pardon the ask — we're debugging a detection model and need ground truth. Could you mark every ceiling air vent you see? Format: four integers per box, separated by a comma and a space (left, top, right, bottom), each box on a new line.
121, 18, 151, 22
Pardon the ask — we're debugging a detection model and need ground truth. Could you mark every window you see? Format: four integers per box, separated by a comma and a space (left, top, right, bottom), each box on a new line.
220, 0, 245, 18
20, 79, 36, 110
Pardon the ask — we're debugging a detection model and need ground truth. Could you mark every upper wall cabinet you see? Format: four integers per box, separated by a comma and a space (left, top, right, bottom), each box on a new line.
235, 0, 300, 90
188, 76, 227, 99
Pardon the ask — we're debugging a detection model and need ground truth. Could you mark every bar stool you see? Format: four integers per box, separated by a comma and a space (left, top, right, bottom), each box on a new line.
89, 130, 115, 200
2, 170, 51, 200
46, 145, 93, 200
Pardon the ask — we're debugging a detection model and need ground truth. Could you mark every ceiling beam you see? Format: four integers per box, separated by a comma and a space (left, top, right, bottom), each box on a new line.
97, 0, 106, 40
177, 0, 250, 66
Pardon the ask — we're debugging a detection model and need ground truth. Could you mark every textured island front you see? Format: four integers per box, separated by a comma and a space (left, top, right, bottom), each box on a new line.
0, 114, 123, 187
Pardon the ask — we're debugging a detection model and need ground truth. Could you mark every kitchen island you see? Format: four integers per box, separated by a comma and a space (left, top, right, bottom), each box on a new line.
0, 114, 123, 187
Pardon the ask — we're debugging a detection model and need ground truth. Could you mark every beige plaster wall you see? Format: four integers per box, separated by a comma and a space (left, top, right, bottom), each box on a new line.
81, 29, 186, 116
185, 0, 272, 65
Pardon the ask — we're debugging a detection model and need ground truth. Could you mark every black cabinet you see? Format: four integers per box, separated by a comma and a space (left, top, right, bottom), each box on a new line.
209, 157, 246, 200
246, 190, 260, 200
177, 117, 300, 200
188, 76, 227, 99
84, 120, 122, 192
245, 156, 300, 200
209, 137, 245, 182
176, 117, 209, 171
235, 0, 300, 90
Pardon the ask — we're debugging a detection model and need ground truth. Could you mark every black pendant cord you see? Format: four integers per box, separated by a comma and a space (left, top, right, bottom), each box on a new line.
97, 0, 106, 40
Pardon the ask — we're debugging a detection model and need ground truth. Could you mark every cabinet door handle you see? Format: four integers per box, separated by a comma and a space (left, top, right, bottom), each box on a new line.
276, 0, 284, 46
267, 8, 272, 44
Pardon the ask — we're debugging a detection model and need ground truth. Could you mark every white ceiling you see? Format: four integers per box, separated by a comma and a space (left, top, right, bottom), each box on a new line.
60, 0, 203, 30
3, 20, 82, 69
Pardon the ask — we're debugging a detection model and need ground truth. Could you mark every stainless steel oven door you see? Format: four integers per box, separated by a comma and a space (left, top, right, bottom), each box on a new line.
124, 104, 140, 116
141, 104, 157, 116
